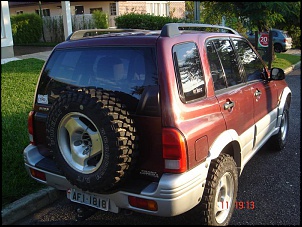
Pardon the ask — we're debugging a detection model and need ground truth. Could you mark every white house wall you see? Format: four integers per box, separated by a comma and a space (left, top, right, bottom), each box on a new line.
9, 1, 185, 20
9, 2, 107, 17
9, 1, 119, 28
1, 1, 14, 59
7, 1, 185, 43
9, 2, 116, 17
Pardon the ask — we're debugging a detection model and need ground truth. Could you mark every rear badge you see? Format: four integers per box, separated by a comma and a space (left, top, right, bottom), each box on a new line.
140, 170, 159, 178
38, 106, 49, 112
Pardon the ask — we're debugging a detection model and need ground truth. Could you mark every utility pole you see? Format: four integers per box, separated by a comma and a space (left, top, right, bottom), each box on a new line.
38, 1, 46, 42
268, 30, 274, 69
221, 16, 226, 26
61, 1, 73, 40
193, 1, 200, 22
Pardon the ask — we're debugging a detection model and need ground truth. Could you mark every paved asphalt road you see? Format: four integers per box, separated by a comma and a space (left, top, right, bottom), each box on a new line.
10, 67, 300, 225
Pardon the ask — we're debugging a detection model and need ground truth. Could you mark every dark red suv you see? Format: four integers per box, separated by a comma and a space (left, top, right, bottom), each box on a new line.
24, 23, 291, 225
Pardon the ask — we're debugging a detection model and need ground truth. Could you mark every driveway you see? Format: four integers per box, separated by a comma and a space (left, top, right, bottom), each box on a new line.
285, 48, 301, 55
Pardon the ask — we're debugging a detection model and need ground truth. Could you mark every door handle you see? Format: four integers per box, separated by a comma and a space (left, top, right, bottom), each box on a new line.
254, 89, 262, 97
224, 101, 235, 110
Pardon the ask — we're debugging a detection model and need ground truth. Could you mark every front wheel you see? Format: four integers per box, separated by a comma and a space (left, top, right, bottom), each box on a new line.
200, 154, 238, 226
269, 102, 289, 151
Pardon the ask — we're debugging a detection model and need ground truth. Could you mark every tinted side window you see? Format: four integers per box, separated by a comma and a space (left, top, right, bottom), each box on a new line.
212, 39, 242, 87
232, 39, 266, 81
206, 41, 227, 91
272, 31, 278, 37
173, 42, 205, 102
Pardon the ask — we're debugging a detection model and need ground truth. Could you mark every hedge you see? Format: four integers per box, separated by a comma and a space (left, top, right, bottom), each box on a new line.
114, 13, 182, 30
11, 13, 43, 44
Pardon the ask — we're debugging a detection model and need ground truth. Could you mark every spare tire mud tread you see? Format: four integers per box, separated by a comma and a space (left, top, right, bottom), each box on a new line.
46, 88, 138, 193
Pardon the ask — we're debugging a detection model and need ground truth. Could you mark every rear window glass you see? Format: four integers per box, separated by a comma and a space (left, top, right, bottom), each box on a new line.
282, 31, 289, 38
41, 46, 157, 99
173, 42, 205, 102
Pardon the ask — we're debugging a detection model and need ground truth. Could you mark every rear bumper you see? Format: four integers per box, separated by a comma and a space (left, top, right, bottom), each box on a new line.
24, 144, 210, 217
284, 43, 292, 51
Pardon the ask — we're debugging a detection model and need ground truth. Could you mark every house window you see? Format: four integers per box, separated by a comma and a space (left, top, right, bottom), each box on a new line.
90, 8, 102, 14
16, 10, 23, 15
146, 2, 168, 16
110, 3, 116, 16
75, 5, 84, 15
35, 9, 50, 16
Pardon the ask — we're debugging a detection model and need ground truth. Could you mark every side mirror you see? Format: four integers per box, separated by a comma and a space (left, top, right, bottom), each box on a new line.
270, 68, 285, 80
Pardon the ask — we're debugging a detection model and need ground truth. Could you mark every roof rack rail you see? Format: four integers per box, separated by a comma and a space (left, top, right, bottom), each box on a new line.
160, 23, 240, 37
66, 28, 147, 41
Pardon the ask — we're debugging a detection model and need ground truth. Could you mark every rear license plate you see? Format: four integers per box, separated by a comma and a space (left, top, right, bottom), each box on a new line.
68, 188, 109, 211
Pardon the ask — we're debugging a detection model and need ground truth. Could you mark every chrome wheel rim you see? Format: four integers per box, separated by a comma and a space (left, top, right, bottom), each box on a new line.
214, 172, 235, 224
280, 109, 288, 142
57, 112, 103, 174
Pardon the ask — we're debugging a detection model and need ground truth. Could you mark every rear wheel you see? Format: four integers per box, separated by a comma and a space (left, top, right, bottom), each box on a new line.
200, 154, 238, 226
274, 43, 283, 53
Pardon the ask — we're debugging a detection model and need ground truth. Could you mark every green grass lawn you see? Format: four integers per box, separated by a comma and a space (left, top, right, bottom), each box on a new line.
1, 52, 300, 208
271, 52, 301, 69
2, 59, 47, 208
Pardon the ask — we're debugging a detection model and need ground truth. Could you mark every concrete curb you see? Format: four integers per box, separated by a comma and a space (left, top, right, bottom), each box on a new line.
284, 61, 301, 75
1, 187, 64, 225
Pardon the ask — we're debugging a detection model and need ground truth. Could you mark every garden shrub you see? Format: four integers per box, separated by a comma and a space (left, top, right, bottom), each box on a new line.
285, 25, 301, 49
92, 10, 108, 29
11, 13, 43, 44
114, 13, 180, 30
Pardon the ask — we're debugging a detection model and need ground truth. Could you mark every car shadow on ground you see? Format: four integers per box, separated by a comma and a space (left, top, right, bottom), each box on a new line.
13, 45, 54, 56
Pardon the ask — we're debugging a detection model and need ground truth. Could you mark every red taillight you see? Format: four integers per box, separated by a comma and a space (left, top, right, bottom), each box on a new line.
128, 196, 158, 211
29, 168, 46, 181
28, 111, 35, 145
162, 128, 187, 173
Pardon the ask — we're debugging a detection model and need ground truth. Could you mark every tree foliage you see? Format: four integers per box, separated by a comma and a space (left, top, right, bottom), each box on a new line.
185, 1, 194, 21
199, 2, 299, 31
232, 2, 290, 31
185, 1, 300, 47
273, 1, 301, 48
92, 10, 108, 29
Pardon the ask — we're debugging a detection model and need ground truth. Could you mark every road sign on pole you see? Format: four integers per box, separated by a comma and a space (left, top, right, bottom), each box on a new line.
258, 33, 269, 48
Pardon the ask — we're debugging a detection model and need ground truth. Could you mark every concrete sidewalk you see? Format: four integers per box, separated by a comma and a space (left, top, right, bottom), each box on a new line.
1, 50, 52, 64
1, 50, 301, 225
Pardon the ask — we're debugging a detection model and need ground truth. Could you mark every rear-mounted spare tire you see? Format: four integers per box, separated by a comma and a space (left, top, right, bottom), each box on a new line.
46, 88, 138, 193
